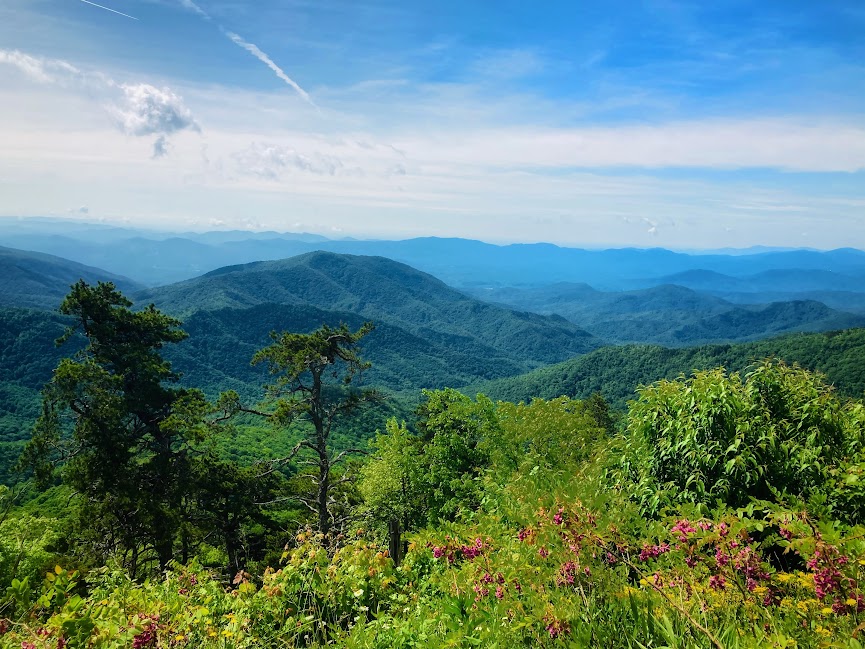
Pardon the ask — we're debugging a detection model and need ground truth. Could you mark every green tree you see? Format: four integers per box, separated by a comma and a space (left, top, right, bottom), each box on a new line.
358, 419, 425, 538
20, 281, 212, 575
358, 390, 496, 535
414, 389, 496, 523
223, 322, 378, 537
618, 360, 853, 517
490, 396, 611, 481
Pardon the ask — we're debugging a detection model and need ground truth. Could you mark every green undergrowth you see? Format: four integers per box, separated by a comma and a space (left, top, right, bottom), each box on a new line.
4, 360, 865, 647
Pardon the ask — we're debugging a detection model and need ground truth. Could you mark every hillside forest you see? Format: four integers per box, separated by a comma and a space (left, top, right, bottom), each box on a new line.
2, 238, 865, 648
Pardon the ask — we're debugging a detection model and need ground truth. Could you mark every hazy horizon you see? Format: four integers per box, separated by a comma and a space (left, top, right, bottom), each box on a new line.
2, 214, 858, 254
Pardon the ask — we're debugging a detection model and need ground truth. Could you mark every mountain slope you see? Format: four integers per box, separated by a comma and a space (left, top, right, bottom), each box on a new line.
0, 307, 84, 482
0, 246, 142, 310
137, 252, 602, 366
465, 283, 865, 345
169, 303, 536, 398
466, 328, 865, 410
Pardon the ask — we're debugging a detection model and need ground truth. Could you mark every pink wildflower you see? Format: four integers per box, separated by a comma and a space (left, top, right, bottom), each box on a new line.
708, 575, 726, 590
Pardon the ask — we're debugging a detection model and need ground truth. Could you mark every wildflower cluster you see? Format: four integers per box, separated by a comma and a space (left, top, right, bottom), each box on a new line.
131, 613, 160, 649
429, 536, 489, 564
805, 542, 865, 614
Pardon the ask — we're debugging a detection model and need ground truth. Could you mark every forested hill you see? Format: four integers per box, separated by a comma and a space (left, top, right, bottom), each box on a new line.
135, 251, 602, 366
170, 303, 546, 397
0, 246, 141, 310
467, 328, 865, 409
466, 283, 865, 345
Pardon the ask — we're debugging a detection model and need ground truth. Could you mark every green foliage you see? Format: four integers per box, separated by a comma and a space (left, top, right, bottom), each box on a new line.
489, 395, 611, 481
617, 360, 859, 518
358, 419, 425, 538
360, 392, 614, 537
3, 363, 865, 647
16, 282, 275, 577
472, 327, 865, 410
0, 514, 60, 595
7, 467, 865, 647
414, 389, 496, 524
5, 254, 865, 648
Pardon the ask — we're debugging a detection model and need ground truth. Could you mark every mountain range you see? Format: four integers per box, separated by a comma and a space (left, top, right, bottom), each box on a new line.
466, 328, 865, 410
2, 231, 865, 484
3, 218, 865, 294
465, 283, 865, 346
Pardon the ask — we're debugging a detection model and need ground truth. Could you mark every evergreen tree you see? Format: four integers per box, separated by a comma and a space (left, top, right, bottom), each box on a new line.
20, 281, 211, 575
221, 322, 378, 537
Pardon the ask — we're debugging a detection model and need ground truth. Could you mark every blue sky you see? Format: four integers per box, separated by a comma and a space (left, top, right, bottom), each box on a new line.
0, 0, 863, 247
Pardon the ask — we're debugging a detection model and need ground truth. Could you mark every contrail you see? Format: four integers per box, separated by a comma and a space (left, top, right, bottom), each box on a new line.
224, 30, 315, 107
177, 0, 209, 19
175, 0, 314, 107
78, 0, 139, 20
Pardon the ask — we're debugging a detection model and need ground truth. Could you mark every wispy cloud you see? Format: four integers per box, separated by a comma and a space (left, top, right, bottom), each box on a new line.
0, 49, 85, 85
0, 49, 199, 157
232, 142, 349, 179
152, 135, 170, 158
176, 0, 208, 19
392, 119, 865, 173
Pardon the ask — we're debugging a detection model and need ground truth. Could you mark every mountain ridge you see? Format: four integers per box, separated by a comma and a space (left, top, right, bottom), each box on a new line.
136, 251, 603, 367
0, 245, 142, 310
3, 219, 865, 289
464, 283, 865, 346
465, 328, 865, 410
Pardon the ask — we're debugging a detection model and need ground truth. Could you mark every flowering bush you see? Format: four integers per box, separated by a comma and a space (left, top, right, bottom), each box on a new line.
3, 378, 865, 648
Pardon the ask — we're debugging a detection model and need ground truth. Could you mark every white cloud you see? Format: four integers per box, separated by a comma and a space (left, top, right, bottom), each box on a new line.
1, 47, 863, 247
232, 142, 346, 179
176, 0, 208, 19
109, 83, 199, 137
170, 0, 314, 106
643, 217, 658, 236
0, 49, 200, 158
390, 119, 865, 173
0, 49, 86, 86
152, 134, 171, 158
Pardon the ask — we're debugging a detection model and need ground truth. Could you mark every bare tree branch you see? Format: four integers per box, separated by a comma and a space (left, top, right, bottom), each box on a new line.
332, 448, 369, 466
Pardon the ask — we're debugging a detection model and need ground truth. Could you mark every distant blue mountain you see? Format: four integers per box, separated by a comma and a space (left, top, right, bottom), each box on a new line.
2, 218, 865, 290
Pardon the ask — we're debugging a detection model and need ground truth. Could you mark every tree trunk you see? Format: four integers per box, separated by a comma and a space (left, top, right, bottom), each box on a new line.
317, 452, 330, 536
388, 518, 402, 567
